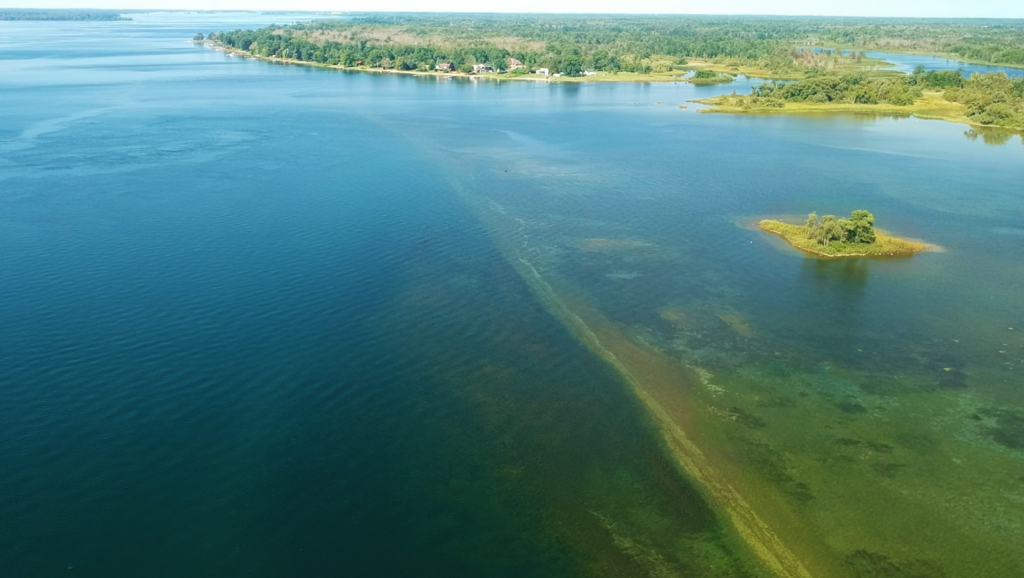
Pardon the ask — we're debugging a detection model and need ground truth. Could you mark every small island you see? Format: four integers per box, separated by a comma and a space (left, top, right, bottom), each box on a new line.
688, 70, 735, 85
759, 211, 929, 257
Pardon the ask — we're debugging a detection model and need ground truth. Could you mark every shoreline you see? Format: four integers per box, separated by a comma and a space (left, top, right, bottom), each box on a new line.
206, 42, 892, 84
205, 42, 695, 84
204, 42, 1024, 92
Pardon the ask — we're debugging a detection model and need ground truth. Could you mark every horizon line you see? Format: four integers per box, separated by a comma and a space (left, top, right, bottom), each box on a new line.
4, 8, 1024, 20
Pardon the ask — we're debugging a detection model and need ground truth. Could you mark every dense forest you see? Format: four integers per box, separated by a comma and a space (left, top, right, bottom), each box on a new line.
0, 9, 131, 21
209, 14, 1024, 77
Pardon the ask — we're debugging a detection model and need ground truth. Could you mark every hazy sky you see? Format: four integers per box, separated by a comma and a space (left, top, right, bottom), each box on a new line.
3, 0, 1022, 19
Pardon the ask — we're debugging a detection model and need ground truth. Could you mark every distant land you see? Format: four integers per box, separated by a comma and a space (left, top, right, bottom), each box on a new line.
0, 9, 131, 21
207, 14, 1024, 75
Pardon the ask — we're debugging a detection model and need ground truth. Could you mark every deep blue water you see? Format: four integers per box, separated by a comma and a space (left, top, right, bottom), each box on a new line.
2, 12, 1024, 578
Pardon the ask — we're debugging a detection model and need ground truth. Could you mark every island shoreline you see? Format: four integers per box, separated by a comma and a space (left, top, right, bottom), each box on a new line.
757, 218, 933, 258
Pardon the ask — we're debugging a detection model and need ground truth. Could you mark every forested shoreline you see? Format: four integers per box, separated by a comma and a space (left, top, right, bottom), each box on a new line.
207, 14, 1024, 78
210, 16, 812, 77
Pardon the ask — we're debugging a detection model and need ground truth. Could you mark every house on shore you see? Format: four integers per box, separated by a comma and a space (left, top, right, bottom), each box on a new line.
535, 68, 550, 77
436, 62, 453, 72
508, 57, 525, 70
472, 63, 494, 74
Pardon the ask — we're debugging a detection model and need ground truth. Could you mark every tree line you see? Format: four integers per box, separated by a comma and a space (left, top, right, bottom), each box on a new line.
207, 15, 1024, 77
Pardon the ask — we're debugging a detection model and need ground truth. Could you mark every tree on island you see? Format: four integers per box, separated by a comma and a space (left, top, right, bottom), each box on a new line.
804, 212, 818, 235
193, 33, 204, 42
805, 210, 876, 247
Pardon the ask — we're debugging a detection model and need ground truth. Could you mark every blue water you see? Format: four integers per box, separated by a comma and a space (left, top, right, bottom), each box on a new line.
868, 50, 1024, 76
3, 12, 1024, 578
0, 13, 763, 578
814, 47, 1023, 76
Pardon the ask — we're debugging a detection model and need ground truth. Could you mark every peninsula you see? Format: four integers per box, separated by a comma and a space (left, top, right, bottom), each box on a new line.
697, 67, 1024, 132
760, 211, 929, 257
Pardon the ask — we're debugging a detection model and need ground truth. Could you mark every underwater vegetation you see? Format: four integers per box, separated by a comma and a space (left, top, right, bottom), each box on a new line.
843, 550, 948, 578
974, 408, 1024, 449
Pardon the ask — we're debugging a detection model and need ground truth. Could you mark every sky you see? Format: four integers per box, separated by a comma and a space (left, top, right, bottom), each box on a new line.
2, 0, 1023, 19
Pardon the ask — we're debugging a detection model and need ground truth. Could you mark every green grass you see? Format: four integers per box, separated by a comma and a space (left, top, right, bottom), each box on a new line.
758, 220, 929, 257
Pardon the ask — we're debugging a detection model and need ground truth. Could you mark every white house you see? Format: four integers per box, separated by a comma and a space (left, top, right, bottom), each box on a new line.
472, 63, 494, 74
535, 68, 550, 77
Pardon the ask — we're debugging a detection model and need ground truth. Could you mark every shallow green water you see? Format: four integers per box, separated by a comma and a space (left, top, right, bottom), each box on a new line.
400, 93, 1024, 576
